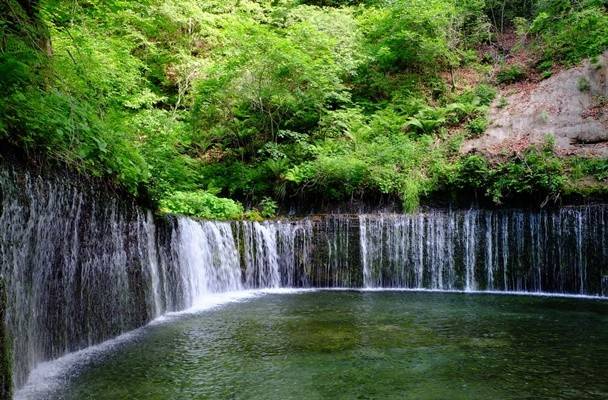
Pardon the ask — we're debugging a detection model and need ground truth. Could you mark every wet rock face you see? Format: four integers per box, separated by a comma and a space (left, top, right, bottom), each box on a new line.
0, 278, 12, 400
1, 156, 607, 395
463, 51, 608, 157
0, 163, 173, 388
357, 209, 608, 293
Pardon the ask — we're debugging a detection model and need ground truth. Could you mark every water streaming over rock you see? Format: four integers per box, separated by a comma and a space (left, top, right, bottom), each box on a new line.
0, 166, 244, 388
242, 222, 282, 288
175, 218, 242, 305
358, 208, 608, 294
1, 162, 607, 393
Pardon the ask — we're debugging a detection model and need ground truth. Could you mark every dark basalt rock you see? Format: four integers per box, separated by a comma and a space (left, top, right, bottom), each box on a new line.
0, 278, 12, 400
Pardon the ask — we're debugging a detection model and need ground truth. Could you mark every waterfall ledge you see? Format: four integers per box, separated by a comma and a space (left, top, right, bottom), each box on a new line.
1, 160, 607, 394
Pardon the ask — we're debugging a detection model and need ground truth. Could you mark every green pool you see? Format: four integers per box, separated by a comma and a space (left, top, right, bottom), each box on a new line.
36, 291, 608, 399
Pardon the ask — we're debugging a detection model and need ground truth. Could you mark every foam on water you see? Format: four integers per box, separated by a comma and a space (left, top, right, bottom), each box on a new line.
14, 290, 266, 400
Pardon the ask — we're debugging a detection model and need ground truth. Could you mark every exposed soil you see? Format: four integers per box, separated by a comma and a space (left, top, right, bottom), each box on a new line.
462, 43, 608, 158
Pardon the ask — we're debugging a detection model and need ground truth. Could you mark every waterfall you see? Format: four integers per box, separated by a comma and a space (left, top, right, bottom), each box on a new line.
175, 218, 242, 306
357, 208, 608, 294
1, 161, 608, 394
242, 222, 281, 288
140, 211, 162, 318
241, 220, 317, 288
0, 167, 159, 387
463, 209, 477, 291
0, 166, 242, 389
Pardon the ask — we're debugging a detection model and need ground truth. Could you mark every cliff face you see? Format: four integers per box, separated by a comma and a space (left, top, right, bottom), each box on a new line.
463, 51, 608, 157
0, 158, 174, 389
0, 278, 11, 400
2, 156, 608, 398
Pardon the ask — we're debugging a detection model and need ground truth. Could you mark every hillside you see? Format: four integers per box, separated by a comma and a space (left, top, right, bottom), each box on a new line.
2, 0, 608, 218
463, 52, 608, 157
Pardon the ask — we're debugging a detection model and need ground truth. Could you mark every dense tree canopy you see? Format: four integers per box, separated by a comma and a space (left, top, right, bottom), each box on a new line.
1, 0, 607, 218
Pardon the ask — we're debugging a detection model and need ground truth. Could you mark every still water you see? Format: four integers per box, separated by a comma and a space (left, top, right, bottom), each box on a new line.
38, 291, 608, 399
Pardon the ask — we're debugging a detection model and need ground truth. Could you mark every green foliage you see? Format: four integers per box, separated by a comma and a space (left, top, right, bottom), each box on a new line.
466, 116, 489, 137
485, 0, 537, 32
259, 197, 279, 218
537, 59, 553, 73
352, 0, 488, 103
569, 157, 608, 185
285, 104, 454, 210
450, 154, 491, 191
496, 64, 526, 84
563, 157, 608, 196
1, 1, 150, 194
298, 0, 373, 5
468, 84, 498, 107
159, 191, 244, 220
404, 108, 447, 135
577, 76, 591, 92
489, 149, 565, 204
360, 0, 457, 73
286, 154, 369, 200
531, 4, 608, 64
191, 18, 347, 157
1, 0, 606, 219
444, 146, 568, 205
133, 110, 199, 201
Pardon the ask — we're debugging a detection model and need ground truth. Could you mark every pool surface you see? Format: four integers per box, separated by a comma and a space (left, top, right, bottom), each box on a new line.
31, 291, 608, 399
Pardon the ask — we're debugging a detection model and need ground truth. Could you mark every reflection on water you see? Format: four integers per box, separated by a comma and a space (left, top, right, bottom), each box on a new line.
41, 291, 608, 400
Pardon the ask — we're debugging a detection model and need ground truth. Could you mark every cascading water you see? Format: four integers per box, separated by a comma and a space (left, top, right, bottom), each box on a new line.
175, 218, 242, 305
358, 208, 608, 294
239, 216, 359, 288
0, 166, 161, 387
242, 222, 282, 288
0, 165, 243, 390
1, 160, 607, 395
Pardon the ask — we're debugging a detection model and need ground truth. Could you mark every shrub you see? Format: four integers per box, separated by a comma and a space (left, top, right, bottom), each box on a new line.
472, 84, 498, 107
570, 158, 608, 182
577, 76, 591, 92
531, 7, 608, 65
496, 64, 526, 84
452, 155, 490, 191
259, 197, 279, 218
285, 155, 369, 200
159, 191, 244, 220
466, 116, 489, 137
537, 59, 553, 72
489, 149, 565, 204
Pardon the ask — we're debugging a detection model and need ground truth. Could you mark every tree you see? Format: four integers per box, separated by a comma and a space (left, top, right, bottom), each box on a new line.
2, 0, 52, 55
